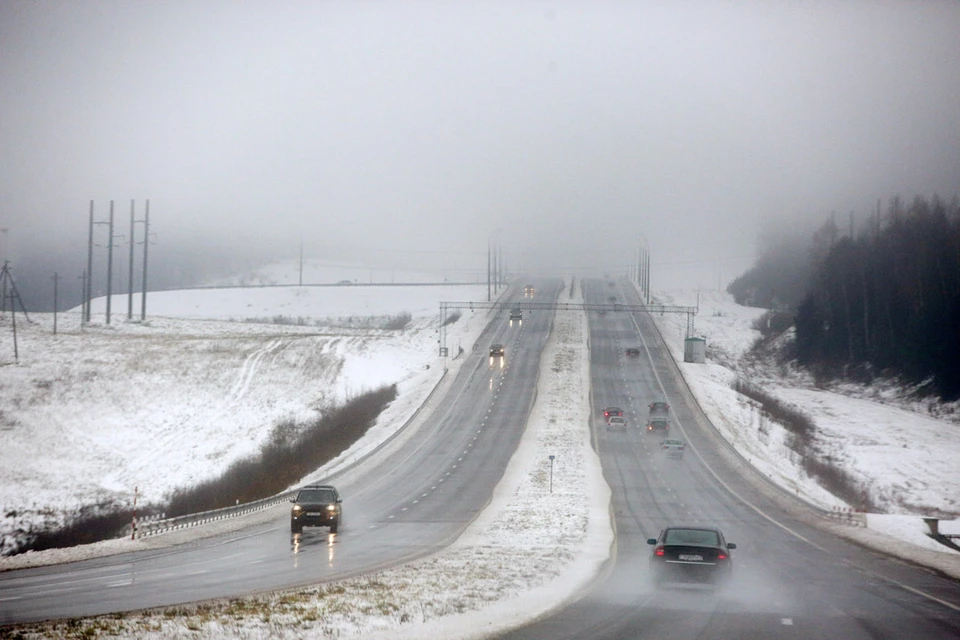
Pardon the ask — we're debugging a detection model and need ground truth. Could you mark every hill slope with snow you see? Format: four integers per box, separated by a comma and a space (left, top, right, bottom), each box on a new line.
0, 269, 490, 555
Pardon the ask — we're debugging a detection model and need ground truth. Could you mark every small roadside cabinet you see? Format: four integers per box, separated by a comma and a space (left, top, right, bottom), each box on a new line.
684, 337, 706, 363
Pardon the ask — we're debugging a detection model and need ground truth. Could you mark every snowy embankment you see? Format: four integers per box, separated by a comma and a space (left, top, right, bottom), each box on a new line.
650, 288, 960, 562
0, 281, 490, 557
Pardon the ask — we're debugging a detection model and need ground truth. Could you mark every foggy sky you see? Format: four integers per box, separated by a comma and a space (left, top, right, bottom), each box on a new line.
2, 0, 958, 290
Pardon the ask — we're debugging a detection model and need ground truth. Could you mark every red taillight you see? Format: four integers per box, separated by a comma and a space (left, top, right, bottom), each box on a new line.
717, 553, 727, 560
654, 546, 665, 557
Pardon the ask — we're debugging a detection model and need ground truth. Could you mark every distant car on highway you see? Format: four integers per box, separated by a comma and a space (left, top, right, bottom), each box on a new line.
489, 343, 505, 357
524, 285, 535, 297
625, 347, 640, 357
647, 417, 669, 433
607, 416, 627, 429
290, 484, 342, 534
649, 400, 670, 414
509, 308, 522, 320
660, 438, 685, 456
647, 526, 736, 587
603, 406, 623, 421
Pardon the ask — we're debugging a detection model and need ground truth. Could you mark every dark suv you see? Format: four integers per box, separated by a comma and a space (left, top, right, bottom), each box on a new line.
290, 484, 342, 534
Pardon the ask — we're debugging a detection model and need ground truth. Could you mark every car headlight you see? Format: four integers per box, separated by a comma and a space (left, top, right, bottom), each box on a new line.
326, 505, 337, 512
292, 505, 303, 514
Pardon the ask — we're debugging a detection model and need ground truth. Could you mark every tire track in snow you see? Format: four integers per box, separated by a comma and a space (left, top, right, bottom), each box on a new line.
221, 339, 285, 406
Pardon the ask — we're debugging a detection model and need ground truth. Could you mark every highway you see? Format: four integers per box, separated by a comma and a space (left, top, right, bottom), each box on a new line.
0, 279, 564, 626
497, 278, 960, 640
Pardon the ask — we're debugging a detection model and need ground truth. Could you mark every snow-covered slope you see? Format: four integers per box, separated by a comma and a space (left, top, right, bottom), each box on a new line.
652, 288, 960, 549
0, 269, 490, 555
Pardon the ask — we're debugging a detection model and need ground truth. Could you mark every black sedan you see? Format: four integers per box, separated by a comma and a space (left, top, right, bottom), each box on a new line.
647, 526, 736, 587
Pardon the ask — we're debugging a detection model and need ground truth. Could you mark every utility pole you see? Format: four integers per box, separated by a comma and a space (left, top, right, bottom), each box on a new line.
128, 200, 135, 320
496, 245, 503, 293
106, 200, 115, 324
493, 244, 499, 295
52, 272, 59, 335
78, 270, 86, 330
140, 199, 150, 321
487, 238, 492, 302
299, 240, 303, 286
1, 262, 30, 363
487, 228, 501, 301
645, 250, 650, 303
86, 201, 94, 322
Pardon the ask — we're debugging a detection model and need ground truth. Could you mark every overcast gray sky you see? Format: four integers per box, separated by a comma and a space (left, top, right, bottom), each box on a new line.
2, 0, 958, 289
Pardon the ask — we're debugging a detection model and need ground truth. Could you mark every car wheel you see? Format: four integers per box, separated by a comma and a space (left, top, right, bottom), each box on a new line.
330, 519, 339, 534
291, 521, 302, 534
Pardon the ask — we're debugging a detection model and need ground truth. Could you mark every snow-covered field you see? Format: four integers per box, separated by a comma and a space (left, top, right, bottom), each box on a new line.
0, 269, 491, 555
2, 266, 959, 638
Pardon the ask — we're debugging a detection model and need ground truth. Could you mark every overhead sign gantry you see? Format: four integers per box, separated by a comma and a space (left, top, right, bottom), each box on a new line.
437, 300, 698, 357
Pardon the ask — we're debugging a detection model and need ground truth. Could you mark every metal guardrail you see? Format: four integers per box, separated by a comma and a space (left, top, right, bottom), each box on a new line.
826, 506, 868, 527
132, 493, 294, 538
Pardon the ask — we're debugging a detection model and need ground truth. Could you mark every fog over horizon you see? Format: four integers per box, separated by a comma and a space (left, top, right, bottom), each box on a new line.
2, 1, 958, 308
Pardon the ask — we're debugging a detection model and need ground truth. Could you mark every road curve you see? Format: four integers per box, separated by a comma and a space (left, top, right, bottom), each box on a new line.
0, 279, 564, 626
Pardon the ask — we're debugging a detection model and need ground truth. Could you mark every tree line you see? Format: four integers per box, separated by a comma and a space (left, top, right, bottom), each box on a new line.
730, 195, 960, 400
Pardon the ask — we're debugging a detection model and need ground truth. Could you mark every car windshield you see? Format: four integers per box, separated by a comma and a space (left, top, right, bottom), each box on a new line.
664, 529, 719, 546
298, 489, 336, 503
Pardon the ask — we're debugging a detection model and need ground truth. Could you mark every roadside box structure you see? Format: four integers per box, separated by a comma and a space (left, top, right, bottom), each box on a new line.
684, 337, 706, 364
